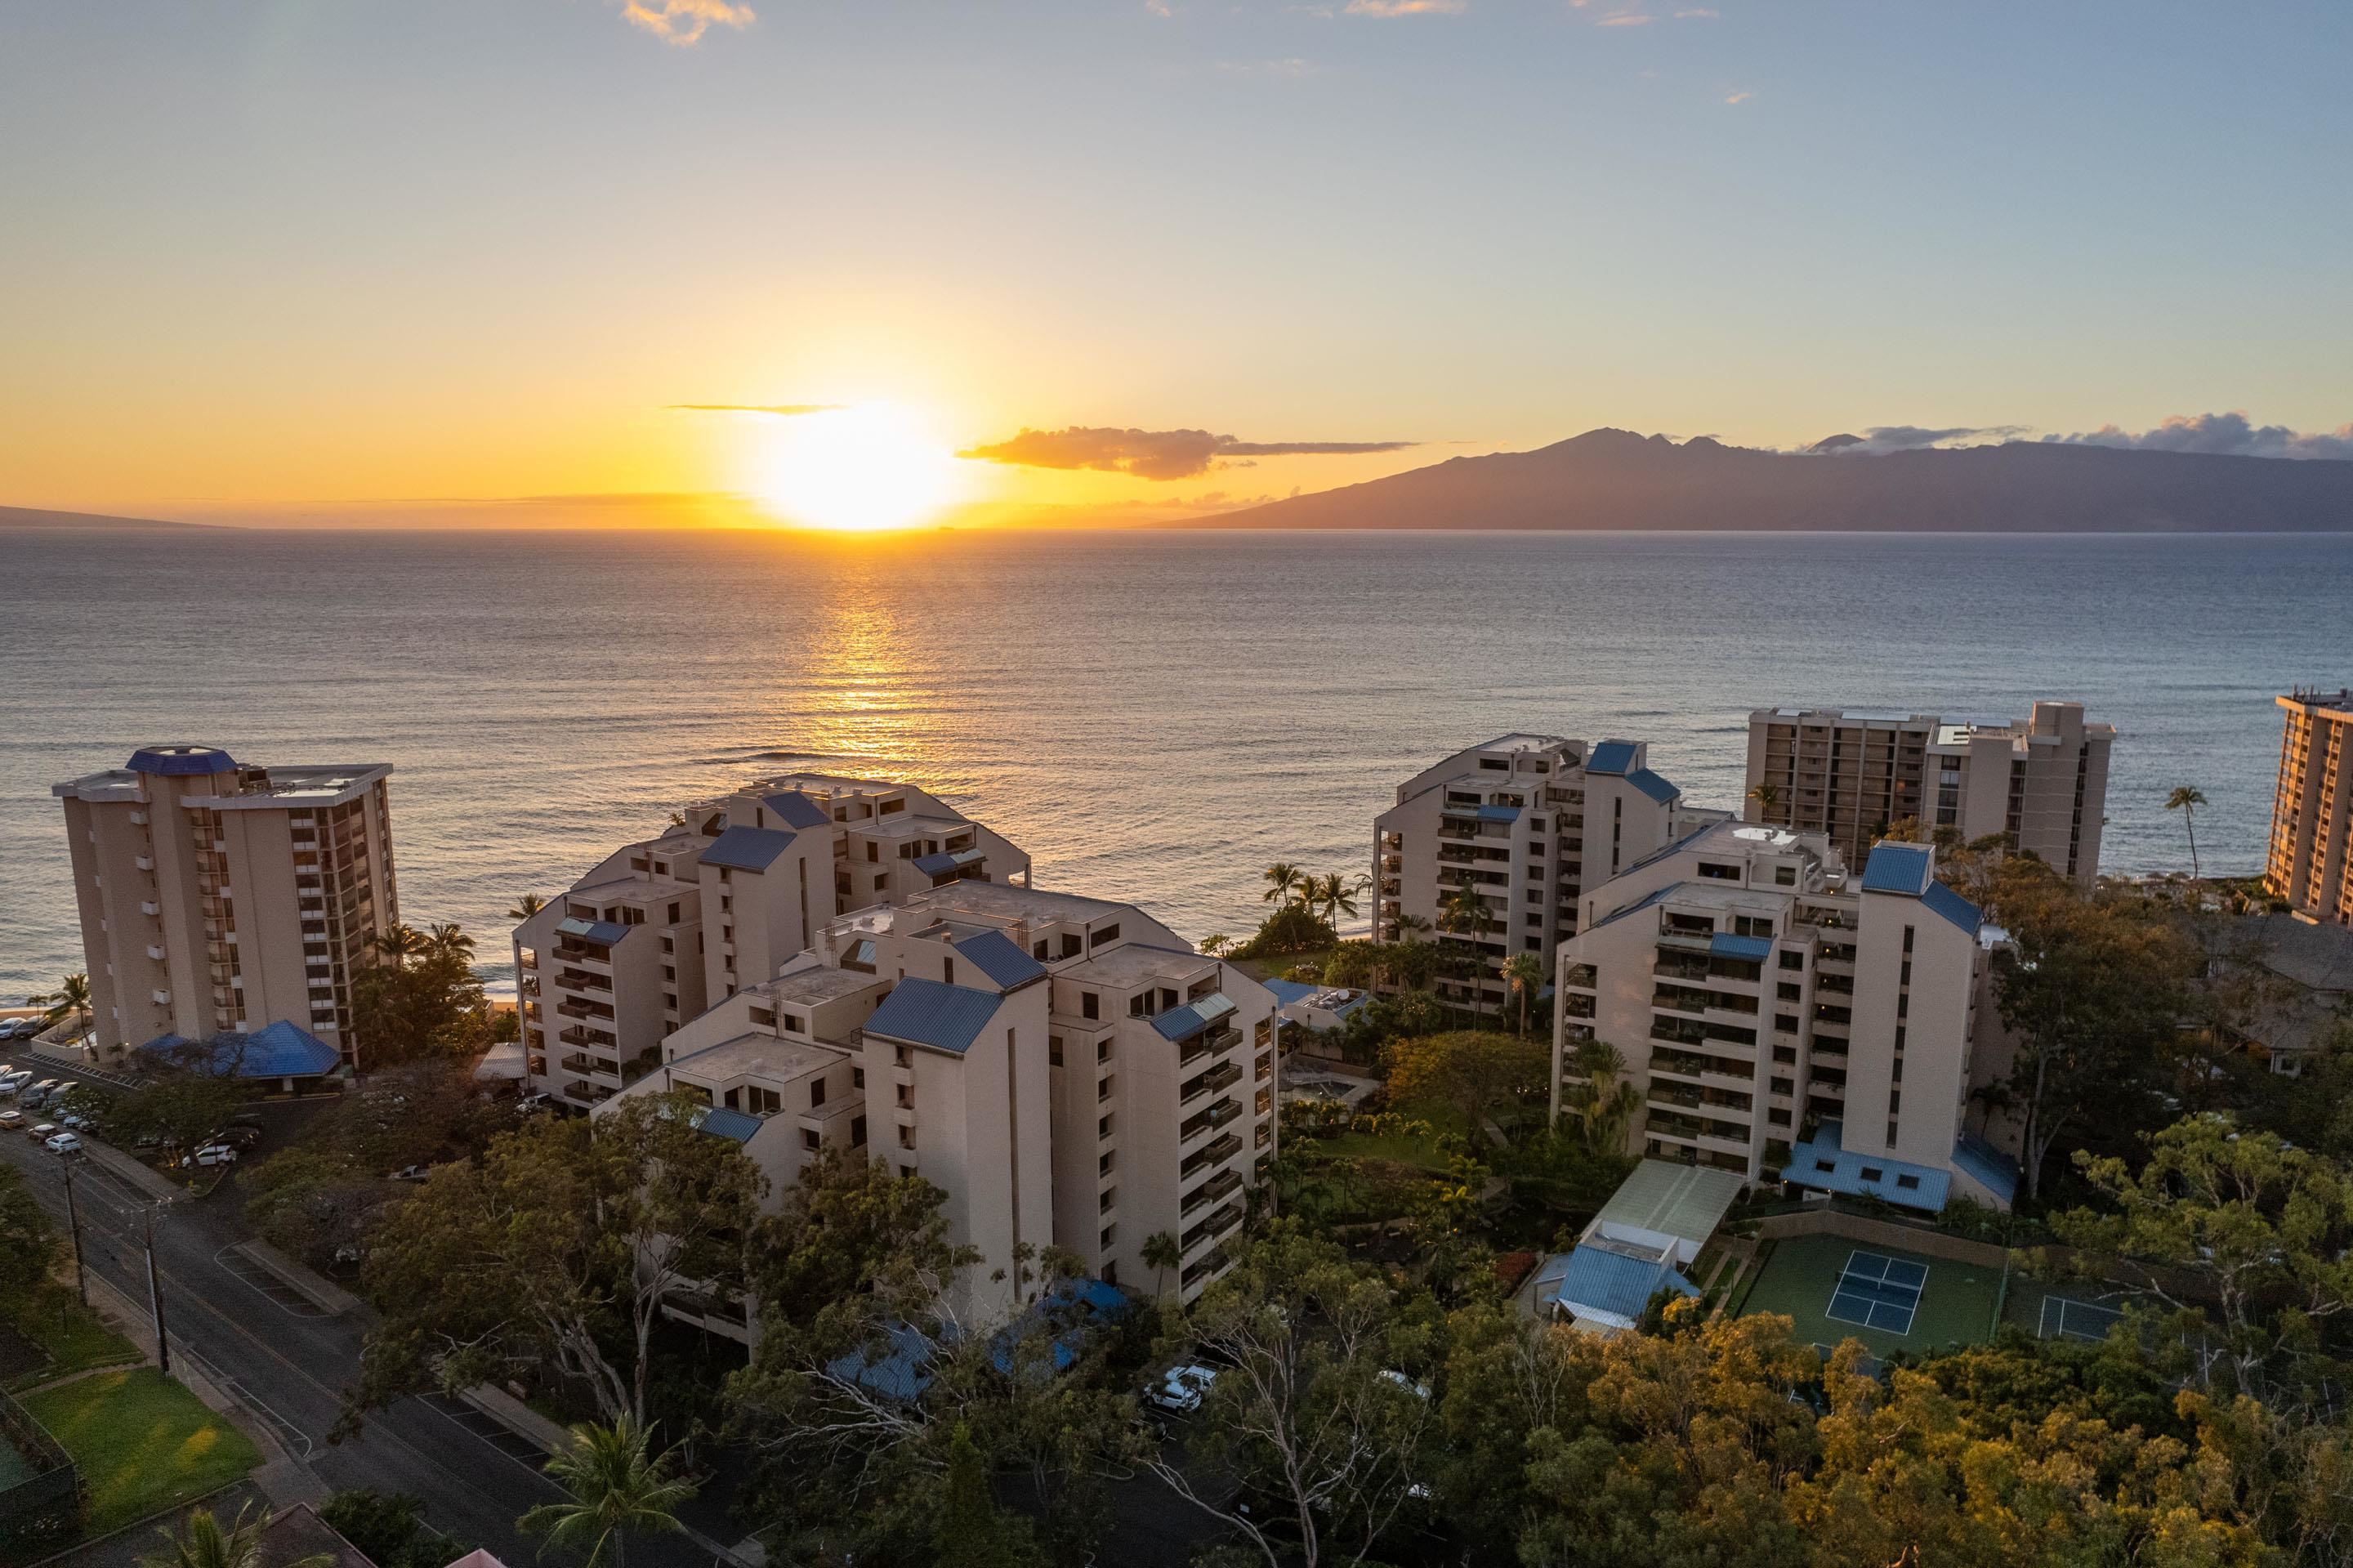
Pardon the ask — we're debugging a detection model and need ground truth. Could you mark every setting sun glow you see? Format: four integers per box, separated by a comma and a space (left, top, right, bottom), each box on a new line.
750, 403, 968, 533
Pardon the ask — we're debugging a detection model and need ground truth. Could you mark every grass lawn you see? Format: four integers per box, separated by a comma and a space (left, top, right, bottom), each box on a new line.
5, 1289, 141, 1392
22, 1368, 261, 1534
1315, 1128, 1454, 1173
1734, 1233, 2003, 1360
1226, 947, 1335, 985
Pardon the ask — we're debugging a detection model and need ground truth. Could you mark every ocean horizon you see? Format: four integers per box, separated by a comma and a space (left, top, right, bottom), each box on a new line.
5, 525, 2345, 1003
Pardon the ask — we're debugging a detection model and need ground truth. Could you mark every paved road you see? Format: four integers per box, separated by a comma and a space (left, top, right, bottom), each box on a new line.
0, 1071, 727, 1568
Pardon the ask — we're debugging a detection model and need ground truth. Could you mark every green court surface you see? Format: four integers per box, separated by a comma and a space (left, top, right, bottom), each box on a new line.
1734, 1233, 2003, 1359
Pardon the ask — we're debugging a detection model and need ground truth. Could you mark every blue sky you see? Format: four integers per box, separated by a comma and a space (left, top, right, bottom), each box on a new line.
2, 0, 2347, 521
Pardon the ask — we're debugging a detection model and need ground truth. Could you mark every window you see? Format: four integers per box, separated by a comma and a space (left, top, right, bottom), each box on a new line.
1815, 1159, 1836, 1173
1097, 1039, 1113, 1063
1895, 1173, 1920, 1191
866, 842, 879, 863
1081, 991, 1100, 1020
1768, 1108, 1790, 1127
851, 1115, 867, 1146
1061, 933, 1083, 959
1092, 922, 1120, 948
944, 957, 955, 985
1098, 1114, 1113, 1140
802, 1128, 820, 1151
898, 1127, 915, 1150
1049, 1036, 1064, 1066
1099, 1187, 1115, 1213
667, 901, 681, 923
1860, 1166, 1884, 1182
784, 1012, 806, 1033
663, 993, 677, 1011
810, 1079, 827, 1108
1098, 1074, 1114, 1102
1698, 861, 1740, 881
1100, 1225, 1116, 1250
1774, 865, 1796, 886
1886, 1119, 1900, 1145
852, 1066, 865, 1089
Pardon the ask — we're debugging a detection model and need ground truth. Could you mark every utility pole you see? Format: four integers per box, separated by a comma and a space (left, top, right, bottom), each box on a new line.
59, 1157, 88, 1306
143, 1208, 171, 1377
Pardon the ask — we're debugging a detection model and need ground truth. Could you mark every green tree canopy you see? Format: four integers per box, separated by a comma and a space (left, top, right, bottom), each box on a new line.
1383, 1030, 1551, 1145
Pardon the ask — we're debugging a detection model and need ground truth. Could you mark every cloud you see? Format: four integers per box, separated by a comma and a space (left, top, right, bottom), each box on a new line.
958, 427, 1420, 480
1723, 89, 1752, 104
1675, 7, 1719, 16
1810, 425, 2027, 456
619, 0, 753, 44
669, 403, 844, 416
1145, 0, 1173, 13
2043, 411, 2353, 461
1219, 56, 1319, 76
1595, 11, 1653, 23
1343, 0, 1465, 14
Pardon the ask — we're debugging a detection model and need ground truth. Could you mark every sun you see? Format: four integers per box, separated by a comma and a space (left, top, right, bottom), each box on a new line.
750, 402, 968, 532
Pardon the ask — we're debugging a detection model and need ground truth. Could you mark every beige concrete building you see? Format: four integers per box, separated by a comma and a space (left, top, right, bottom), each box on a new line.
2266, 688, 2353, 925
598, 878, 1275, 1326
514, 774, 1029, 1110
1744, 702, 2112, 884
1551, 822, 2018, 1213
1374, 735, 1715, 1013
51, 745, 398, 1063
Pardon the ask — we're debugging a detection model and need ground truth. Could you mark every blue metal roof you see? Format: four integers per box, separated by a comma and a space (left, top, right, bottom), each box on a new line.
1921, 880, 1984, 937
696, 1106, 762, 1143
1550, 1243, 1699, 1324
1860, 842, 1934, 896
912, 851, 956, 877
139, 1022, 339, 1079
1150, 992, 1238, 1042
826, 1322, 940, 1405
127, 745, 238, 776
1784, 1119, 1951, 1212
1625, 767, 1681, 805
1586, 740, 1638, 776
702, 825, 797, 873
953, 929, 1047, 990
1476, 803, 1521, 823
1951, 1133, 2020, 1206
556, 915, 632, 946
863, 978, 1006, 1056
761, 791, 833, 829
988, 1278, 1132, 1378
1711, 932, 1773, 963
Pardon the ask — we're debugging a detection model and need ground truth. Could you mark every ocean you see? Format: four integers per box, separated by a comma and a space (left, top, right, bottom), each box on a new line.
3, 526, 2346, 1001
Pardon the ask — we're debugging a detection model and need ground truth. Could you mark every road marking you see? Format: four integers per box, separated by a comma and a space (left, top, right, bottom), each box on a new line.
213, 1244, 333, 1317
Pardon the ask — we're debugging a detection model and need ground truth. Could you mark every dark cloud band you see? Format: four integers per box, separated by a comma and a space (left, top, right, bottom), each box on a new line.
958, 426, 1418, 480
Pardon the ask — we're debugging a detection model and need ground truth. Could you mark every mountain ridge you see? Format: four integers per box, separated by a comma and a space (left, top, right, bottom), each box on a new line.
1181, 429, 2353, 532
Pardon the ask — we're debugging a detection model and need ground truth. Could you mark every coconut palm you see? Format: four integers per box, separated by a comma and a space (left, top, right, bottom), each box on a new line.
427, 922, 476, 959
1391, 910, 1432, 938
373, 924, 429, 967
1747, 780, 1783, 818
1310, 872, 1360, 925
1198, 934, 1231, 958
30, 972, 92, 1039
1500, 951, 1547, 1035
508, 892, 547, 922
2167, 785, 2208, 880
140, 1503, 331, 1568
1141, 1230, 1182, 1298
1563, 1039, 1643, 1153
1260, 862, 1306, 907
519, 1414, 697, 1568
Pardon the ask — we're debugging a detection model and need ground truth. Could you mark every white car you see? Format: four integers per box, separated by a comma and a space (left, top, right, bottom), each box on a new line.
1145, 1364, 1218, 1414
193, 1143, 239, 1166
29, 1123, 58, 1141
0, 1110, 21, 1130
45, 1132, 82, 1155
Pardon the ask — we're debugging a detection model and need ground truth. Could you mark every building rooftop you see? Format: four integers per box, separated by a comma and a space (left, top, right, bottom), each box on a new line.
1585, 739, 1638, 775
755, 964, 890, 1006
1061, 943, 1215, 986
669, 1030, 846, 1083
53, 757, 391, 806
863, 977, 1008, 1056
951, 929, 1049, 990
702, 824, 798, 872
760, 790, 837, 829
1784, 1119, 1952, 1213
567, 871, 699, 904
1591, 1159, 1746, 1249
139, 1021, 342, 1079
904, 880, 1136, 927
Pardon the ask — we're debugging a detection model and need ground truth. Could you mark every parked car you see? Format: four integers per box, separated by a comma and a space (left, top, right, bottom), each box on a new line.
390, 1164, 431, 1182
227, 1111, 264, 1130
29, 1124, 60, 1141
0, 1019, 36, 1040
516, 1092, 550, 1115
45, 1132, 82, 1155
22, 1080, 58, 1109
0, 1110, 22, 1130
59, 1110, 95, 1130
215, 1126, 262, 1150
1145, 1364, 1218, 1414
192, 1143, 239, 1166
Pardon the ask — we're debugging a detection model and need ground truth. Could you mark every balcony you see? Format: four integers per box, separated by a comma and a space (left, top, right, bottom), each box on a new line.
1181, 1060, 1243, 1104
560, 1052, 621, 1079
1181, 1132, 1243, 1178
1182, 1202, 1244, 1253
558, 1024, 617, 1049
562, 1079, 615, 1105
552, 941, 612, 967
556, 969, 613, 994
1178, 1026, 1243, 1069
1180, 1098, 1242, 1142
1182, 1168, 1243, 1213
1181, 1248, 1233, 1290
556, 998, 614, 1021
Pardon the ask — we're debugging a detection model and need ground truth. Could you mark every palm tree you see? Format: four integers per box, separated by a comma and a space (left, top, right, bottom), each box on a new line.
1747, 780, 1783, 820
427, 922, 476, 959
1500, 951, 1547, 1035
30, 972, 92, 1039
1563, 1039, 1642, 1153
1438, 882, 1491, 1017
1391, 910, 1432, 938
1141, 1230, 1182, 1298
2168, 786, 2208, 880
141, 1503, 331, 1568
508, 892, 547, 922
1310, 872, 1360, 926
373, 924, 429, 967
1197, 933, 1230, 958
520, 1414, 697, 1568
1261, 862, 1306, 908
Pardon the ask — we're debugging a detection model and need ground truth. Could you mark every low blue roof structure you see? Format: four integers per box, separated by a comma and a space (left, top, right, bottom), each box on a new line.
913, 847, 989, 878
1541, 1241, 1699, 1329
1625, 767, 1681, 805
1711, 932, 1773, 963
761, 791, 833, 829
863, 978, 1007, 1056
127, 745, 238, 776
1784, 1119, 1951, 1213
1476, 803, 1521, 823
953, 929, 1047, 990
137, 1021, 341, 1079
1860, 842, 1934, 896
702, 825, 797, 873
556, 915, 632, 946
1586, 739, 1638, 776
825, 1322, 941, 1405
989, 1278, 1132, 1377
696, 1106, 762, 1143
1150, 993, 1238, 1043
1951, 1133, 2020, 1207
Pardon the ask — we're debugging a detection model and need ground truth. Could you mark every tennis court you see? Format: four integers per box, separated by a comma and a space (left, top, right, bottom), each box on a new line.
2036, 1293, 2128, 1342
1825, 1251, 1928, 1336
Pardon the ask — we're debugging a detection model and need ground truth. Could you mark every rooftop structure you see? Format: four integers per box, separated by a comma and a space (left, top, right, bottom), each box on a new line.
2265, 688, 2353, 925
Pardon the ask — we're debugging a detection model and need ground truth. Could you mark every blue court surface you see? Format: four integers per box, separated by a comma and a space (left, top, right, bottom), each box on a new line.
1824, 1250, 1927, 1336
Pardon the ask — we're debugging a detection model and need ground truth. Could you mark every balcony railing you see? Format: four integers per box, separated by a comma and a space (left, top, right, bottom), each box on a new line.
1181, 1061, 1243, 1103
1182, 1168, 1243, 1214
1178, 1026, 1243, 1069
1182, 1202, 1245, 1253
1181, 1132, 1243, 1178
558, 1024, 617, 1049
1180, 1098, 1243, 1141
556, 998, 614, 1021
556, 969, 613, 993
560, 1052, 620, 1079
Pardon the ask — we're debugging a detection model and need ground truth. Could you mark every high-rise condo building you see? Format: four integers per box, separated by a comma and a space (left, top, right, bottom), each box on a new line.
514, 773, 1031, 1110
1373, 735, 1713, 1013
597, 878, 1276, 1327
52, 745, 398, 1062
2266, 687, 2353, 925
1552, 824, 2018, 1213
1744, 701, 2112, 883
